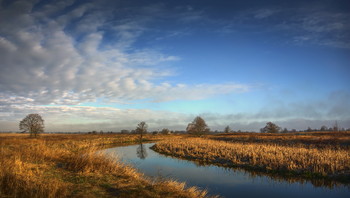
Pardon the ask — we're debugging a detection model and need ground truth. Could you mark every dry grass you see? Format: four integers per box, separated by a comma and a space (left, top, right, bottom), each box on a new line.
0, 133, 213, 198
209, 131, 350, 147
152, 136, 350, 181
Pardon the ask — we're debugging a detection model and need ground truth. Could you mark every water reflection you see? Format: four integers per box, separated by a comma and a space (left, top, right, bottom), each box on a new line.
178, 158, 347, 189
104, 143, 350, 198
136, 143, 148, 159
153, 147, 349, 189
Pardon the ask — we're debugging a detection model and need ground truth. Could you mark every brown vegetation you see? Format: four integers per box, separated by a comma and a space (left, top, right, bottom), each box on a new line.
152, 132, 350, 182
209, 131, 350, 147
0, 133, 213, 198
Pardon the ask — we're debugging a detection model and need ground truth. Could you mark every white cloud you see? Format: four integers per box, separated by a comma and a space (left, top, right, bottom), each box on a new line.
0, 0, 253, 132
1, 91, 349, 132
0, 104, 193, 132
0, 0, 250, 108
151, 83, 250, 102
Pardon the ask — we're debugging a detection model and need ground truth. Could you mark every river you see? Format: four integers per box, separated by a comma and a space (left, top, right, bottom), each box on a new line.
103, 143, 349, 198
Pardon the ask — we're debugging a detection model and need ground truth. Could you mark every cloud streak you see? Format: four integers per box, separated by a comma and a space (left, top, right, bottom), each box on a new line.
218, 3, 350, 48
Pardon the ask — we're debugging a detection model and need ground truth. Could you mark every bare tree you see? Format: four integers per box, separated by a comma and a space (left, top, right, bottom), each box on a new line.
19, 114, 44, 138
224, 125, 232, 133
161, 128, 171, 135
320, 125, 327, 131
136, 121, 148, 142
260, 122, 281, 133
186, 116, 210, 136
333, 121, 339, 132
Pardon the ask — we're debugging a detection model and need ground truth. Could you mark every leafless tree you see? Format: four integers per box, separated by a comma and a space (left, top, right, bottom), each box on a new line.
186, 116, 210, 136
282, 128, 288, 133
224, 125, 232, 133
333, 121, 339, 132
19, 114, 44, 138
260, 122, 281, 133
320, 125, 327, 131
161, 128, 171, 135
136, 121, 148, 142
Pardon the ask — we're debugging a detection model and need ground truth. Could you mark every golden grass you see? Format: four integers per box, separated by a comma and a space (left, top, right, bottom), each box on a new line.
0, 133, 213, 198
209, 131, 350, 147
152, 137, 350, 180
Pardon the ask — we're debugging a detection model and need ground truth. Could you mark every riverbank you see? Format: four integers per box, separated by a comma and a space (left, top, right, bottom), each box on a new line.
209, 131, 350, 147
152, 136, 350, 183
0, 133, 213, 198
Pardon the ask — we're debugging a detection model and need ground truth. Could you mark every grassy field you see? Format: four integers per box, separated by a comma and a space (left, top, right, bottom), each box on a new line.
0, 133, 213, 198
1, 132, 349, 197
209, 131, 350, 147
152, 132, 350, 183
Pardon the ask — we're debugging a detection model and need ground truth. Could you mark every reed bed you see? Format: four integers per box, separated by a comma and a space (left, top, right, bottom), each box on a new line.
0, 134, 212, 198
210, 131, 350, 147
152, 138, 350, 180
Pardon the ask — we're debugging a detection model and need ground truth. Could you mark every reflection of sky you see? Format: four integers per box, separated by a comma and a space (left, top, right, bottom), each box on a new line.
104, 143, 350, 198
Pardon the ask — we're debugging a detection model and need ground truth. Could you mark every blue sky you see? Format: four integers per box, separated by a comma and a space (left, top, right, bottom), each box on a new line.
0, 0, 349, 132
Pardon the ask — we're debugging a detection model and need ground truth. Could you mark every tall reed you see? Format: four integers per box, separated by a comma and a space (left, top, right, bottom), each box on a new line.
0, 134, 213, 198
152, 138, 350, 178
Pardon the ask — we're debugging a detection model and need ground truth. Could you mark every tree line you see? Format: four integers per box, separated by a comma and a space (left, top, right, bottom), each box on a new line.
18, 114, 348, 138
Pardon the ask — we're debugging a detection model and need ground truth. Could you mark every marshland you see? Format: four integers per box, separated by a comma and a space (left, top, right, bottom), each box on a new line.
0, 133, 211, 198
1, 131, 349, 198
2, 0, 350, 198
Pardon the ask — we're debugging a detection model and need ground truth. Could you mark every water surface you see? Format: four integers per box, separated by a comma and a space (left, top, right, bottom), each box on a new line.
104, 143, 349, 198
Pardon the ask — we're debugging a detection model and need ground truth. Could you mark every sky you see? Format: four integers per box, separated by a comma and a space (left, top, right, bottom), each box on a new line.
0, 0, 349, 132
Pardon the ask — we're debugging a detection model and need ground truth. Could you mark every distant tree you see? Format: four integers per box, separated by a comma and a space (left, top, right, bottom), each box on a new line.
136, 121, 148, 141
260, 122, 281, 133
282, 128, 288, 133
161, 128, 171, 135
19, 114, 44, 138
291, 129, 297, 133
224, 125, 232, 133
306, 127, 313, 132
120, 129, 130, 134
320, 126, 327, 131
333, 121, 339, 132
186, 116, 210, 136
